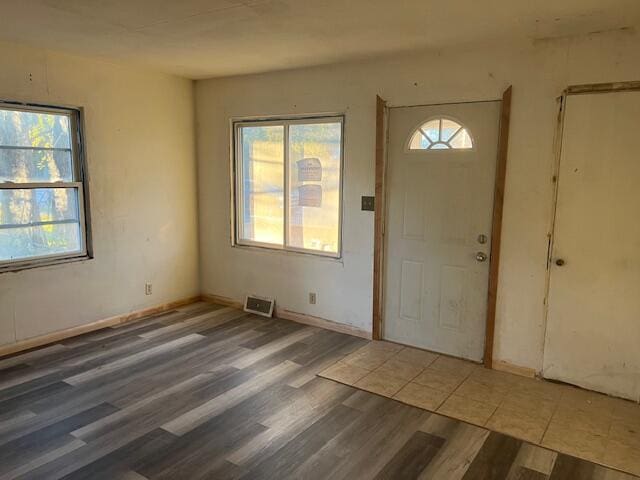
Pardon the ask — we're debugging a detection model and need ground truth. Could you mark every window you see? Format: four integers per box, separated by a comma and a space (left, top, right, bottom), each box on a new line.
234, 116, 343, 257
408, 118, 473, 150
0, 102, 91, 271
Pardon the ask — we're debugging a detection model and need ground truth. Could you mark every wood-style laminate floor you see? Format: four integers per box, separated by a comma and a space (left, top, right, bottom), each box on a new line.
0, 302, 637, 480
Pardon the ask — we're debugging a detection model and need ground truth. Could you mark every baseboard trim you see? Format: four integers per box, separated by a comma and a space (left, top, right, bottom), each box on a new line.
201, 293, 371, 340
1, 292, 529, 370
492, 359, 538, 378
0, 295, 201, 358
277, 309, 371, 339
201, 294, 244, 310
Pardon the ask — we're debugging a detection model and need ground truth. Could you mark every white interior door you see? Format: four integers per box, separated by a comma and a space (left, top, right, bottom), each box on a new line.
383, 101, 501, 361
544, 90, 640, 401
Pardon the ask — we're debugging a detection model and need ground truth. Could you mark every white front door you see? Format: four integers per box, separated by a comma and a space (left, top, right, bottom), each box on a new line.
543, 90, 640, 401
383, 101, 501, 361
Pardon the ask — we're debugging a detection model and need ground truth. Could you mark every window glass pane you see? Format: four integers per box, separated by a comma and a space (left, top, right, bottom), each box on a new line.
449, 129, 473, 149
0, 223, 81, 262
0, 188, 80, 225
421, 120, 440, 142
441, 119, 462, 142
239, 125, 284, 245
409, 131, 430, 150
0, 109, 71, 149
288, 121, 341, 254
0, 149, 74, 183
0, 188, 82, 262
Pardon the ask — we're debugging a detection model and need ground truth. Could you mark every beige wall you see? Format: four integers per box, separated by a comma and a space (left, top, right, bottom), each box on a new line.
196, 29, 640, 372
0, 41, 200, 345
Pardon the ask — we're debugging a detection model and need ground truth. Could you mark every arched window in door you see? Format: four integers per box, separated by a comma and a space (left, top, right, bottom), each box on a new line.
408, 118, 473, 150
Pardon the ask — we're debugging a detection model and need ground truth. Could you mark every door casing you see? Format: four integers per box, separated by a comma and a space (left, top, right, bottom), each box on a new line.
372, 88, 512, 369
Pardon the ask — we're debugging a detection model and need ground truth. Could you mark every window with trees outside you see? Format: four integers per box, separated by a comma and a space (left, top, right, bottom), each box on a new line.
234, 116, 343, 257
0, 103, 91, 272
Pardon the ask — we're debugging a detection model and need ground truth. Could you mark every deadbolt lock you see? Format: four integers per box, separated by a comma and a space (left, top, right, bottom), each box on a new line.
477, 234, 488, 244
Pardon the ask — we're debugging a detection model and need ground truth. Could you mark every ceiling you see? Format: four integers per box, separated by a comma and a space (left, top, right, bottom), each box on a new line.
1, 0, 639, 79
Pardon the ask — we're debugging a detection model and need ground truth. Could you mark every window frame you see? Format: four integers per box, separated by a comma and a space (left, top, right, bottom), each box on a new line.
0, 101, 92, 273
231, 114, 344, 259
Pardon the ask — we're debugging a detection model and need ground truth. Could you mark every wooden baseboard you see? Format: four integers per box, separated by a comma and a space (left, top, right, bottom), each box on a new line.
492, 359, 538, 378
0, 290, 538, 375
277, 309, 371, 339
202, 293, 371, 340
2, 292, 371, 359
201, 294, 244, 310
0, 296, 201, 358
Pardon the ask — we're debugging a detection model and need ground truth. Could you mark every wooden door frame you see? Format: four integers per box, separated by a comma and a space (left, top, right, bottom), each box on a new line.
372, 95, 387, 341
371, 88, 513, 370
542, 80, 640, 371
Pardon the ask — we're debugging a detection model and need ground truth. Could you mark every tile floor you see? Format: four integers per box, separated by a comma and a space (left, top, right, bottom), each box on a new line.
318, 341, 640, 476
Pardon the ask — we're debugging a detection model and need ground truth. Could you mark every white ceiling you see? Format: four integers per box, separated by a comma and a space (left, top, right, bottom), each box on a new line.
1, 0, 639, 79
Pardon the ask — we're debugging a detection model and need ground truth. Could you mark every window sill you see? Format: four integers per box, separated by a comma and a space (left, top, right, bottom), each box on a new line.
0, 254, 93, 274
232, 242, 343, 263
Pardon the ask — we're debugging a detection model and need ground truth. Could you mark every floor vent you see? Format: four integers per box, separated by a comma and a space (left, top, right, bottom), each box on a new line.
244, 295, 275, 317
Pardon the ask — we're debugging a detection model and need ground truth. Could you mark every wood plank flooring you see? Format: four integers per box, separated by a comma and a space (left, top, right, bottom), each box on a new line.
0, 302, 637, 480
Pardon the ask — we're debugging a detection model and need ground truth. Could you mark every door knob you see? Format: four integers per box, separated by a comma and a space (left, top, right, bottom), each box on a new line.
476, 252, 488, 262
555, 258, 565, 266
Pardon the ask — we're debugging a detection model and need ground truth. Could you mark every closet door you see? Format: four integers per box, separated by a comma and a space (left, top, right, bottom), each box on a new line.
544, 90, 640, 400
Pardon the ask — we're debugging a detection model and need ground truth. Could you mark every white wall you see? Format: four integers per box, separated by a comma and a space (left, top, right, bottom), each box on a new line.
0, 41, 200, 345
196, 29, 640, 372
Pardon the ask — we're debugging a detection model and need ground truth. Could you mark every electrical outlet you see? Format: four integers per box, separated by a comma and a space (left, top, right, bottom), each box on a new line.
145, 282, 153, 295
309, 292, 317, 305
